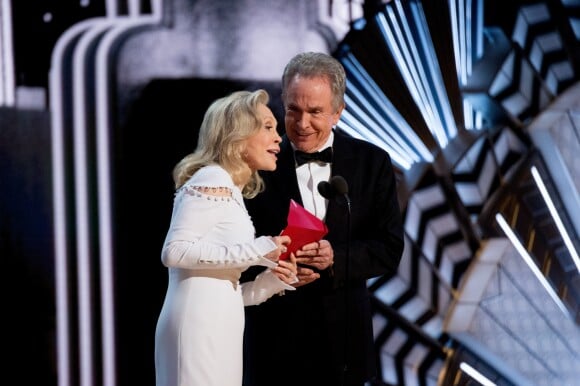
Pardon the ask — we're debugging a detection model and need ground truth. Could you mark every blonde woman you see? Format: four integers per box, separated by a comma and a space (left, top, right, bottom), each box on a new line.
155, 89, 297, 386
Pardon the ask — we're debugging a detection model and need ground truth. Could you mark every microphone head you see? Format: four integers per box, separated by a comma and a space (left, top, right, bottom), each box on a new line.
330, 175, 349, 195
317, 180, 333, 199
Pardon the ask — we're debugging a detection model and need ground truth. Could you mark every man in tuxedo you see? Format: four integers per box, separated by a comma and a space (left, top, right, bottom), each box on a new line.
242, 51, 404, 386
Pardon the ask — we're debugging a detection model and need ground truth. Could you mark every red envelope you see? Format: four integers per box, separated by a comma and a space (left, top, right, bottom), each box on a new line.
279, 199, 328, 260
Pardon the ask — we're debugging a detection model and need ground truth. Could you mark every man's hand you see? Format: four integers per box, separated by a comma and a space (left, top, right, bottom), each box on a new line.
293, 265, 320, 287
293, 240, 334, 287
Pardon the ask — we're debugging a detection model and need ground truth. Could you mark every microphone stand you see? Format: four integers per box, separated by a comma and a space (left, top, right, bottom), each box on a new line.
317, 177, 351, 386
342, 192, 351, 386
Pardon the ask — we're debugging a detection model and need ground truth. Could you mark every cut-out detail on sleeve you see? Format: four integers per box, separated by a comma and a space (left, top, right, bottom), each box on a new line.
181, 185, 233, 200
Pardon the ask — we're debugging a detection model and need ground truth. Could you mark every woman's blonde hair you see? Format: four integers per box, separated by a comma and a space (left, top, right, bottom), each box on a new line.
172, 89, 270, 198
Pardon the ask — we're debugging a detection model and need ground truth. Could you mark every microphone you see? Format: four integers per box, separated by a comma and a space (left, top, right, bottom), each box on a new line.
330, 175, 348, 196
317, 179, 334, 200
317, 176, 351, 213
330, 175, 350, 213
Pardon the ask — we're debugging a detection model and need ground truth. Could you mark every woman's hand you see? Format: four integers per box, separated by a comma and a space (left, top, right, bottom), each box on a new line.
264, 235, 291, 262
272, 253, 298, 285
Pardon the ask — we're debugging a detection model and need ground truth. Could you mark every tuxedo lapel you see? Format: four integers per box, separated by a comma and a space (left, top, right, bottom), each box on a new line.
325, 131, 356, 226
329, 130, 356, 180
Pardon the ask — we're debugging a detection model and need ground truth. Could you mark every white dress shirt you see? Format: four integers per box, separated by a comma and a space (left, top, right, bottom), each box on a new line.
293, 132, 334, 221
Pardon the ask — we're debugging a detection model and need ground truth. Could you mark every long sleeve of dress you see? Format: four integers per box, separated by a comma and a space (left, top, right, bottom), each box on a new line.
161, 181, 278, 270
241, 269, 295, 306
160, 166, 295, 305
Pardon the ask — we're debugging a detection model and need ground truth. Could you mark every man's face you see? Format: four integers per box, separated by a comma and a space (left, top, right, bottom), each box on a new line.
283, 75, 343, 153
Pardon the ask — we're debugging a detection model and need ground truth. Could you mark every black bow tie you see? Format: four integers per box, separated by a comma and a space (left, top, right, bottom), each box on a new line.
294, 147, 333, 166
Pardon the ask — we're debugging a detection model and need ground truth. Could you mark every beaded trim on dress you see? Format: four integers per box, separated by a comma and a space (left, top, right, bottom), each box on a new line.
180, 184, 245, 208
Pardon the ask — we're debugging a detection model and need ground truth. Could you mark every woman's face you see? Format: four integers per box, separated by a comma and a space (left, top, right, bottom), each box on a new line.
244, 103, 282, 171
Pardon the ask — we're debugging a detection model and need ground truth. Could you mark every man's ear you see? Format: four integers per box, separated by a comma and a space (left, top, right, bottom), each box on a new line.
333, 103, 345, 125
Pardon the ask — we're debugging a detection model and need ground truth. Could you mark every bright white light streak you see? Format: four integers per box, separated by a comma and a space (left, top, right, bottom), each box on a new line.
399, 2, 441, 122
95, 25, 120, 386
475, 0, 484, 59
459, 0, 467, 85
464, 101, 484, 131
463, 98, 473, 129
345, 87, 421, 163
50, 3, 162, 385
395, 1, 450, 144
341, 56, 433, 161
51, 19, 96, 386
379, 8, 449, 147
341, 54, 433, 161
128, 0, 141, 16
459, 362, 497, 386
95, 7, 163, 385
345, 94, 420, 163
105, 0, 120, 18
531, 166, 580, 272
74, 23, 116, 386
377, 12, 427, 117
50, 46, 72, 386
495, 213, 570, 316
475, 109, 483, 130
465, 0, 474, 79
384, 7, 438, 133
339, 111, 412, 170
411, 1, 457, 141
450, 0, 483, 84
339, 108, 405, 161
449, 0, 462, 84
0, 0, 15, 105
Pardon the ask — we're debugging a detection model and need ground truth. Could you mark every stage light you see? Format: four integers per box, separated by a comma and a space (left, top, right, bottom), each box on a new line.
495, 213, 570, 317
459, 361, 497, 386
530, 166, 580, 273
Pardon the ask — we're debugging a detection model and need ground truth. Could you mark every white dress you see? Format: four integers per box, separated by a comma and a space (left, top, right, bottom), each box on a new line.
155, 165, 293, 386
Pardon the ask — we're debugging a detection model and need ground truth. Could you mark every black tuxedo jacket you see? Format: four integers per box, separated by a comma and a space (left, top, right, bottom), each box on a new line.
242, 129, 404, 386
